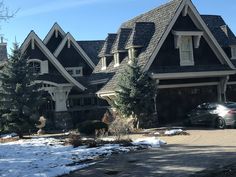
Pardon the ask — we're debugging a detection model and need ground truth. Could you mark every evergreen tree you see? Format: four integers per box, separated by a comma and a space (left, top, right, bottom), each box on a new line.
114, 58, 157, 128
0, 43, 44, 138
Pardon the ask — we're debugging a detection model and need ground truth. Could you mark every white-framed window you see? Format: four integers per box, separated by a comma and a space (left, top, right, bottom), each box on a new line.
101, 57, 107, 70
29, 61, 41, 74
114, 53, 119, 67
27, 59, 49, 74
179, 36, 194, 66
128, 48, 135, 60
65, 67, 83, 77
231, 45, 236, 59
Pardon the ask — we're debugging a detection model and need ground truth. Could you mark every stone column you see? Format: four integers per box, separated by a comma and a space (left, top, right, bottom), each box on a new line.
47, 85, 73, 130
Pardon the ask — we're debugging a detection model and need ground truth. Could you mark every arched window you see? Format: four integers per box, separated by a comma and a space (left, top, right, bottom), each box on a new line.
29, 61, 41, 74
27, 59, 48, 74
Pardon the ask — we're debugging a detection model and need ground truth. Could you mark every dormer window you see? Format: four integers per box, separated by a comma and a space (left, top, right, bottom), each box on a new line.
101, 57, 107, 70
114, 53, 120, 67
128, 48, 135, 60
231, 45, 236, 59
65, 67, 83, 77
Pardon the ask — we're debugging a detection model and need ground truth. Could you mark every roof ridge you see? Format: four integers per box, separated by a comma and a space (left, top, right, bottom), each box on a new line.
121, 0, 183, 27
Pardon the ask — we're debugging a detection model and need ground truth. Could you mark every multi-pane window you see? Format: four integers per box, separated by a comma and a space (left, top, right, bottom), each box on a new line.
179, 36, 194, 66
114, 53, 119, 67
29, 61, 41, 74
231, 46, 236, 59
101, 57, 107, 70
65, 67, 83, 77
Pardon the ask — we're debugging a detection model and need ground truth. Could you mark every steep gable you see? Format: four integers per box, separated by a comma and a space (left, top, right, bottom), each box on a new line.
21, 31, 86, 90
150, 13, 228, 73
54, 33, 96, 70
43, 23, 66, 53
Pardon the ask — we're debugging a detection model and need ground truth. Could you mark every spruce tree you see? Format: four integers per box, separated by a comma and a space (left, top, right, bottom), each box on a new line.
0, 43, 43, 138
114, 58, 157, 128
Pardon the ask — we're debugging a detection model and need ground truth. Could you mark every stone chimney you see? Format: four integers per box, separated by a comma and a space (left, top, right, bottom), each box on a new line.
0, 37, 8, 62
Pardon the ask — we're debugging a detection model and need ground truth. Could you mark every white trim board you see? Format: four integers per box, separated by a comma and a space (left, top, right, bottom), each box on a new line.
158, 82, 218, 89
54, 33, 95, 69
43, 23, 66, 45
97, 91, 116, 98
143, 0, 235, 71
35, 80, 73, 87
89, 79, 109, 85
150, 70, 236, 80
21, 31, 86, 91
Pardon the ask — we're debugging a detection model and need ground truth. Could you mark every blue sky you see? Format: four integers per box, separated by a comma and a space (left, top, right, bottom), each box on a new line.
1, 0, 236, 52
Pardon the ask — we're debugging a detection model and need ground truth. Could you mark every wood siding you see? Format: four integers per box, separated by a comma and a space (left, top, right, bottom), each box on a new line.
57, 44, 93, 76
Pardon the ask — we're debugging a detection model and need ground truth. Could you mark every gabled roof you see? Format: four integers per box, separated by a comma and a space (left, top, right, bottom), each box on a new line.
21, 31, 86, 91
77, 40, 105, 65
43, 23, 66, 45
98, 34, 117, 57
125, 22, 155, 49
111, 28, 132, 53
201, 15, 236, 47
96, 0, 236, 95
54, 33, 96, 69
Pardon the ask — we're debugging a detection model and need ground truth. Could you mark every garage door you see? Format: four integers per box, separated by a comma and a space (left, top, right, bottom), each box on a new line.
156, 85, 217, 124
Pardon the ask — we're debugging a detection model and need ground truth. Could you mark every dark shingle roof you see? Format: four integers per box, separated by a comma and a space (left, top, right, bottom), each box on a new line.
95, 0, 183, 93
98, 34, 117, 57
37, 73, 69, 84
201, 15, 236, 47
125, 22, 155, 49
77, 40, 105, 65
111, 28, 132, 53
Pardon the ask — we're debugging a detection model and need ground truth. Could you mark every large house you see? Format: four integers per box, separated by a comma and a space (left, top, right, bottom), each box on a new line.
19, 0, 236, 128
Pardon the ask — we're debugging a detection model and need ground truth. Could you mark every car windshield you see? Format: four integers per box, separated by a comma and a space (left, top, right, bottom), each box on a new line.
224, 103, 236, 109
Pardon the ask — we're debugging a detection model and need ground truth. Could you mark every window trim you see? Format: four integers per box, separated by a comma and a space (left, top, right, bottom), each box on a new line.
179, 36, 194, 66
172, 30, 203, 49
231, 45, 236, 59
27, 59, 49, 74
114, 53, 120, 67
101, 57, 107, 70
65, 67, 83, 77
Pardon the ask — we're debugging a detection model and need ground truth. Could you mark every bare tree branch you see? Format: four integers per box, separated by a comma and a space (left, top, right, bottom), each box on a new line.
0, 0, 18, 21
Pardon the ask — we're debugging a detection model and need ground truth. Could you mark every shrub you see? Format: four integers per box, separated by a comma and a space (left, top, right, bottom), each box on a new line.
108, 116, 134, 140
102, 110, 115, 125
78, 120, 108, 135
67, 133, 82, 148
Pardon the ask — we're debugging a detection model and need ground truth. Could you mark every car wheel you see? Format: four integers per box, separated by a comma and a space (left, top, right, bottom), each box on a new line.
216, 117, 226, 129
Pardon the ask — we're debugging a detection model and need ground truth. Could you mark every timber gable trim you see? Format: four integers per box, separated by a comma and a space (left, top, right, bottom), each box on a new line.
43, 23, 66, 45
144, 0, 235, 71
150, 70, 236, 80
21, 31, 87, 91
54, 33, 96, 69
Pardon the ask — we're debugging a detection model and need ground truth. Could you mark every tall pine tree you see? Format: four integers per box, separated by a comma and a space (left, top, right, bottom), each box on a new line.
0, 43, 44, 138
114, 58, 157, 128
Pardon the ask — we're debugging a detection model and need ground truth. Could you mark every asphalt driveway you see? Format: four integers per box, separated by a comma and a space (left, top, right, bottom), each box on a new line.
63, 129, 236, 177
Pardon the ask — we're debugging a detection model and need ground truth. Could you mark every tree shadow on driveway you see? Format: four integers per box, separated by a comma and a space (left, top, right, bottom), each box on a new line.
63, 143, 236, 177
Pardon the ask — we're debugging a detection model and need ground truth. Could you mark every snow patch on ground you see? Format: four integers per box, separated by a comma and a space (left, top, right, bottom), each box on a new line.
133, 137, 166, 148
0, 133, 18, 139
164, 129, 183, 135
0, 136, 165, 177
